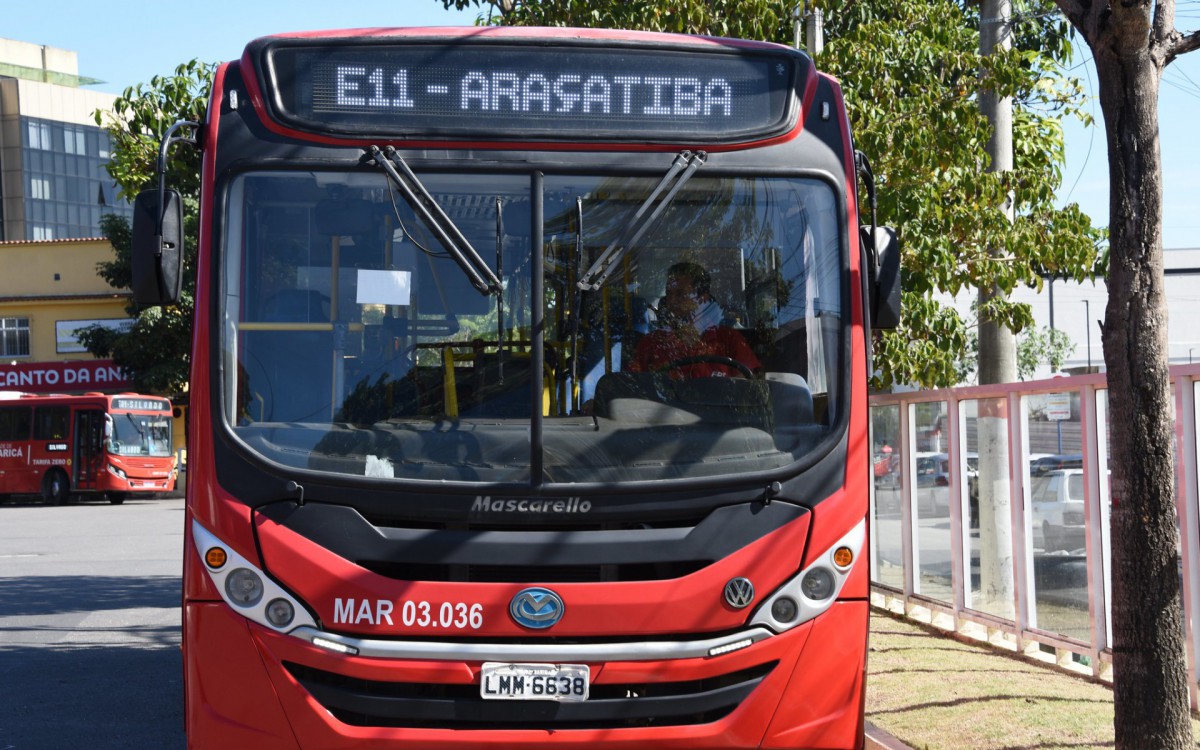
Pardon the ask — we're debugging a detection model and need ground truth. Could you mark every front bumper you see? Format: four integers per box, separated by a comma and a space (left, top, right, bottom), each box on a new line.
184, 598, 867, 749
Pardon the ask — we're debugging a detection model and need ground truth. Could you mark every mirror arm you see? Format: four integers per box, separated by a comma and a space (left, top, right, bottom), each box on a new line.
855, 150, 879, 262
154, 121, 199, 248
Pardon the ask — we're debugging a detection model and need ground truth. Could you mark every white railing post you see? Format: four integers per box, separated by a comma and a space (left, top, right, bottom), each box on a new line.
1175, 374, 1200, 708
948, 396, 967, 620
1081, 383, 1110, 679
901, 402, 916, 602
1009, 391, 1031, 650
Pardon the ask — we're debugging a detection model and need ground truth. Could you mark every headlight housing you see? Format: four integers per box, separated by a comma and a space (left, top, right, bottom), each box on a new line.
193, 521, 316, 633
749, 519, 865, 633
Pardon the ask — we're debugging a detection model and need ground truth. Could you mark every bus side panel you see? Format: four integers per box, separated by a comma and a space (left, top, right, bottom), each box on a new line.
185, 60, 247, 557
0, 452, 25, 494
182, 510, 223, 603
759, 600, 869, 749
185, 602, 300, 749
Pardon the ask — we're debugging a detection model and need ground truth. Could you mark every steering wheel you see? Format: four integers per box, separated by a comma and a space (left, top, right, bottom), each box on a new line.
659, 355, 754, 379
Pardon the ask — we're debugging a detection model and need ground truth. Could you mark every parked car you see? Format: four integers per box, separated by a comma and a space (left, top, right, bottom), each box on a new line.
1030, 468, 1085, 552
914, 451, 950, 516
1031, 453, 1082, 477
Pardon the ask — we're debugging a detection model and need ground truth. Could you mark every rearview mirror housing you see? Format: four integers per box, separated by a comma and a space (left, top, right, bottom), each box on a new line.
864, 226, 901, 330
131, 189, 184, 306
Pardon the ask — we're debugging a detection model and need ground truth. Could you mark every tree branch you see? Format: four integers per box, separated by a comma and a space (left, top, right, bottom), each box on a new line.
1151, 0, 1175, 58
1166, 29, 1200, 65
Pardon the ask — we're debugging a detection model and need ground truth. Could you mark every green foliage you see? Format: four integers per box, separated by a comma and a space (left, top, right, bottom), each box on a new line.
951, 324, 1075, 382
1016, 326, 1075, 378
93, 213, 132, 290
76, 213, 196, 395
444, 0, 789, 36
95, 60, 212, 200
80, 60, 214, 397
446, 0, 1106, 389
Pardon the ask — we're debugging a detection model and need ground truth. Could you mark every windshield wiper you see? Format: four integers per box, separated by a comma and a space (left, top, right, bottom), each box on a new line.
125, 413, 146, 439
576, 150, 706, 291
367, 146, 502, 295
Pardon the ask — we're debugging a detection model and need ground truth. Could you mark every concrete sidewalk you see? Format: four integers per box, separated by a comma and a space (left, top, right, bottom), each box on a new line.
861, 609, 1157, 750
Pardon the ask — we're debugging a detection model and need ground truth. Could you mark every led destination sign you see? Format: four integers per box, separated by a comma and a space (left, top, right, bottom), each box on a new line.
260, 42, 799, 142
113, 397, 170, 413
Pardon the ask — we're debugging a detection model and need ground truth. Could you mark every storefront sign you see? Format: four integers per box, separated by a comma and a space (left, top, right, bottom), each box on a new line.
0, 360, 130, 392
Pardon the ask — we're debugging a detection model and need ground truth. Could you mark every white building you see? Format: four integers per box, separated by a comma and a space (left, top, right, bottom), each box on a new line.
944, 247, 1200, 381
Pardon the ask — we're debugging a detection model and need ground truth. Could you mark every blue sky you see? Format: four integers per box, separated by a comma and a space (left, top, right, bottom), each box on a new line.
7, 1, 1200, 249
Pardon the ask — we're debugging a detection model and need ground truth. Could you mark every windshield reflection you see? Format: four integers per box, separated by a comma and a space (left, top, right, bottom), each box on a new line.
107, 412, 173, 457
222, 169, 843, 486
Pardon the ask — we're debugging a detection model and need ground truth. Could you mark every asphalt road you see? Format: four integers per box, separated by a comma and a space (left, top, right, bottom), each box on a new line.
0, 495, 185, 750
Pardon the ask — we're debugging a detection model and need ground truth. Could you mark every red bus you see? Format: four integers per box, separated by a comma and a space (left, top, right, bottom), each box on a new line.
134, 27, 900, 749
0, 391, 176, 504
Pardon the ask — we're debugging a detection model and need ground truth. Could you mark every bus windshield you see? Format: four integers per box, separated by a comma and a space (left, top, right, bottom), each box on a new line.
107, 411, 173, 457
223, 167, 843, 485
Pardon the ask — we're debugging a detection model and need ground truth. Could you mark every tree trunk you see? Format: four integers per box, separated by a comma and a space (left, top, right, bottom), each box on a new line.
1095, 45, 1194, 749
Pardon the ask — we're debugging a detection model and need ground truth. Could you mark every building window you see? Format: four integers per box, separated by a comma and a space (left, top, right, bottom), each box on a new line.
0, 318, 31, 357
30, 177, 51, 200
19, 116, 133, 241
63, 127, 87, 155
26, 121, 52, 150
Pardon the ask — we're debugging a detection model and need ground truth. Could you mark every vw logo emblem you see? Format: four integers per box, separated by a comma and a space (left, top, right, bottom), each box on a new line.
724, 577, 755, 609
509, 587, 565, 629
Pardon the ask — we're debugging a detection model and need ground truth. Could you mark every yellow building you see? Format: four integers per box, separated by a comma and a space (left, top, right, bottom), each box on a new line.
0, 236, 187, 483
0, 236, 126, 363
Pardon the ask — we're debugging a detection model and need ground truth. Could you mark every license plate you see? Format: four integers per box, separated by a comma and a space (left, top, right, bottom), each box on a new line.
480, 662, 589, 702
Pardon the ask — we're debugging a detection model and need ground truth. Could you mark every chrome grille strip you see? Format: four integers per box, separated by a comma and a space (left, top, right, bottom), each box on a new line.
289, 625, 774, 662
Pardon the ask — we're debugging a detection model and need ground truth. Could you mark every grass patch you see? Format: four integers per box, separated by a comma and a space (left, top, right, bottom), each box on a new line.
866, 611, 1200, 749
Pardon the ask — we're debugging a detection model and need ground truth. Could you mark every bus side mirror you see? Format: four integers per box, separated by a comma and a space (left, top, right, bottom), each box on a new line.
132, 189, 184, 306
865, 226, 901, 330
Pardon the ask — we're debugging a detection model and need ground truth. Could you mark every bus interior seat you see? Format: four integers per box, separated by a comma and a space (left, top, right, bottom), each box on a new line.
592, 371, 770, 429
459, 349, 535, 418
763, 371, 814, 425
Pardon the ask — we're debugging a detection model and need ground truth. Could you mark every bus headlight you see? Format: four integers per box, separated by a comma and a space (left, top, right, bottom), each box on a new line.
770, 596, 799, 623
749, 519, 865, 634
800, 568, 836, 601
225, 568, 265, 606
266, 598, 296, 628
107, 464, 127, 480
192, 521, 316, 633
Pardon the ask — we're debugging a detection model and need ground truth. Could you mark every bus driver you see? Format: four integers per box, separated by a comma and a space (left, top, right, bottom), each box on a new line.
630, 261, 760, 379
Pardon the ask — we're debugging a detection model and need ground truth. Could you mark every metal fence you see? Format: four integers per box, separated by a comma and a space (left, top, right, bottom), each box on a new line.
868, 364, 1200, 702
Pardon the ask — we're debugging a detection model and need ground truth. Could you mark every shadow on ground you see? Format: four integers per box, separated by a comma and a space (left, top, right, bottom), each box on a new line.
0, 575, 179, 618
0, 640, 184, 749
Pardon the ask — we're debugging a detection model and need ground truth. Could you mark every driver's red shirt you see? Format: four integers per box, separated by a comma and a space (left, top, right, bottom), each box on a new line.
629, 326, 761, 379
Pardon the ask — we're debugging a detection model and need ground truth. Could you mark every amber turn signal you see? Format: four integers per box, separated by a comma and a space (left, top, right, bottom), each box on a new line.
205, 547, 228, 569
833, 547, 854, 568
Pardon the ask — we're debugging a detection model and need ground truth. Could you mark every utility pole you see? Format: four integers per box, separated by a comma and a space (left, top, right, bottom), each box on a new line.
793, 2, 825, 55
978, 0, 1016, 386
976, 0, 1016, 615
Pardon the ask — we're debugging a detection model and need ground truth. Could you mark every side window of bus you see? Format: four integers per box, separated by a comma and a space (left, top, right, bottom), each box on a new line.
0, 407, 31, 440
33, 406, 68, 440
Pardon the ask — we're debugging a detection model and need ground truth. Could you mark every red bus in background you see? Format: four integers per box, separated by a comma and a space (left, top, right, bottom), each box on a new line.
0, 391, 176, 504
135, 26, 900, 749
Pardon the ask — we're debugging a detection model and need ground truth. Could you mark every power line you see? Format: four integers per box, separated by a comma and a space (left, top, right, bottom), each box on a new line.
1063, 54, 1097, 205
